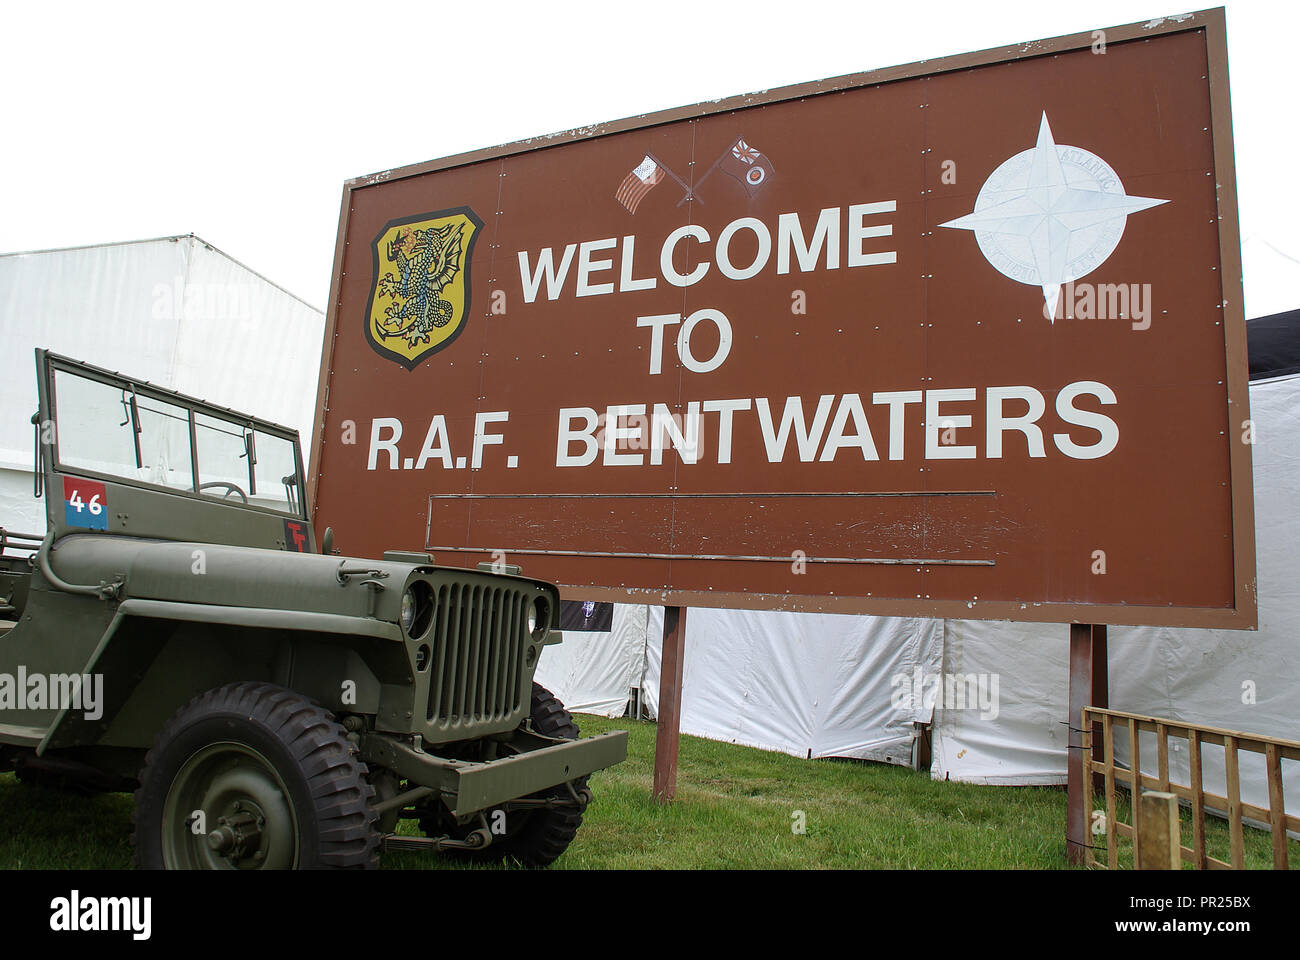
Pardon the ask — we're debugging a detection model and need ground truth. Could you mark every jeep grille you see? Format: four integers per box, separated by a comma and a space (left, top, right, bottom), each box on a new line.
424, 582, 530, 730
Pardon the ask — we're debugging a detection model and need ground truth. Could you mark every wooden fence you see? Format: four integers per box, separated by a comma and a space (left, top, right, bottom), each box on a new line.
1082, 707, 1298, 869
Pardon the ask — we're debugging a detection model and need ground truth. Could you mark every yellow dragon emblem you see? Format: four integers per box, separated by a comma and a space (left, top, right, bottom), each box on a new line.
365, 208, 481, 368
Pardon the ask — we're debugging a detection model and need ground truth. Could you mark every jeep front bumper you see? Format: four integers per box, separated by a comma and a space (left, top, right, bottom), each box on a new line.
360, 728, 629, 818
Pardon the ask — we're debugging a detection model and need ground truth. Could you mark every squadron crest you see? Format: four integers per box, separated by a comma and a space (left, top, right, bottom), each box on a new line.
365, 207, 482, 368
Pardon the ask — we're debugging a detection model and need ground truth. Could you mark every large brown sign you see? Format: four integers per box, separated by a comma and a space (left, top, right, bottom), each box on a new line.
310, 9, 1255, 628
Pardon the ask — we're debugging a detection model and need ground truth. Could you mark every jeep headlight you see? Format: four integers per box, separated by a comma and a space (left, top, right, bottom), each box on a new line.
401, 580, 435, 639
527, 597, 549, 638
400, 589, 417, 633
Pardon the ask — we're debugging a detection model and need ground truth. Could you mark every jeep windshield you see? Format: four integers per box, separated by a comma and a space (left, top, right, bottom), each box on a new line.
49, 362, 306, 519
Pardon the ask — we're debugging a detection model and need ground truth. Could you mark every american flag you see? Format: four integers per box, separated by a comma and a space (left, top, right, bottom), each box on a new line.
615, 155, 665, 214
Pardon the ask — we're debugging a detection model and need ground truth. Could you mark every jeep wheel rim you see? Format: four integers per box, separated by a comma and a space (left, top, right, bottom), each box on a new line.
162, 742, 300, 869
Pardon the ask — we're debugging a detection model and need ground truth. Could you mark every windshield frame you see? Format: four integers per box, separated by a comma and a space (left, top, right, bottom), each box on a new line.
45, 354, 309, 522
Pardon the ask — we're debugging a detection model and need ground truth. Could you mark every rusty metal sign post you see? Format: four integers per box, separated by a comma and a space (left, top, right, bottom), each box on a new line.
653, 606, 687, 802
309, 9, 1254, 840
1067, 623, 1108, 864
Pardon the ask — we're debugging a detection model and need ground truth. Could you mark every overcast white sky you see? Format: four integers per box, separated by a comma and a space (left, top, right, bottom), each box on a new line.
2, 0, 1296, 318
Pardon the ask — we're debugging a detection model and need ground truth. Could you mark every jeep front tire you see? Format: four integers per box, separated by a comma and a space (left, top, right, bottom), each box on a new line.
132, 681, 379, 870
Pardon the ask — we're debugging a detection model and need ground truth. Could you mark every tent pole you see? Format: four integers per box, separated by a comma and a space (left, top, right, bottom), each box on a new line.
1066, 622, 1108, 864
653, 605, 687, 802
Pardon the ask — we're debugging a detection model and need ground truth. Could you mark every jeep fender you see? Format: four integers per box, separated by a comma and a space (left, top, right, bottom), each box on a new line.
37, 598, 407, 754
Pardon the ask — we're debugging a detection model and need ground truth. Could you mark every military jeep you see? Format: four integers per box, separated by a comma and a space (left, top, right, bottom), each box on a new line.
0, 349, 627, 869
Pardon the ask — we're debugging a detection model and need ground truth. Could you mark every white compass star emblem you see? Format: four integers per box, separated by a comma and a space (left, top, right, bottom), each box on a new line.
939, 112, 1168, 321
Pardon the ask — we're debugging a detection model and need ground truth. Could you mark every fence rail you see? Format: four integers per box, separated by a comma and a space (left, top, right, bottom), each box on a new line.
1082, 707, 1298, 869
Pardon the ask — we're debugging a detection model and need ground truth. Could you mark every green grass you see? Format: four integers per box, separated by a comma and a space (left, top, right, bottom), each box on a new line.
512, 717, 1071, 869
1, 716, 1293, 869
0, 773, 137, 869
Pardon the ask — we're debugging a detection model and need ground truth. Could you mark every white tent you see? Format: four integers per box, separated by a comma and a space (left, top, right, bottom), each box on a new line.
535, 604, 652, 718
537, 360, 1300, 817
0, 235, 325, 533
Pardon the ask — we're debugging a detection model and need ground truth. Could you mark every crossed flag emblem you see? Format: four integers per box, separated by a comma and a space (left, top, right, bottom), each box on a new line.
615, 137, 776, 214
